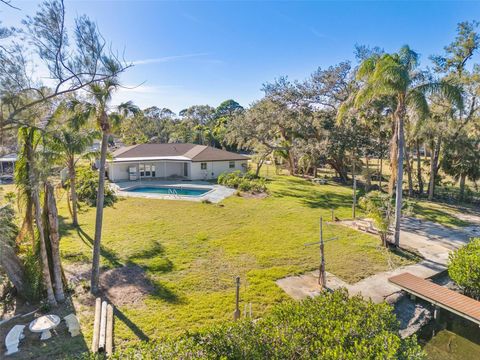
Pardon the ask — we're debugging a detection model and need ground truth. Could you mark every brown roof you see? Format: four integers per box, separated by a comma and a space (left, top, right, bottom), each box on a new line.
389, 272, 480, 325
112, 143, 249, 162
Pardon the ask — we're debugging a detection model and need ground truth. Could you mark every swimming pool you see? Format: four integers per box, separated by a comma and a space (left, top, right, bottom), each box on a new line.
126, 186, 210, 197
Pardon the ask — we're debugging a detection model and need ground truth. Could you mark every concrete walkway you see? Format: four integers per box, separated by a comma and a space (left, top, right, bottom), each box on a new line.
277, 216, 479, 303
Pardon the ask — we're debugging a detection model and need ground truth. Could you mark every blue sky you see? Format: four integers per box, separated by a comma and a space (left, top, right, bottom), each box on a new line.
2, 1, 480, 112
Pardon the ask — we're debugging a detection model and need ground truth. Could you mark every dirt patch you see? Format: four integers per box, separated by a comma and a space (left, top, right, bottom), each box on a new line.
239, 192, 268, 199
100, 265, 155, 306
65, 263, 155, 307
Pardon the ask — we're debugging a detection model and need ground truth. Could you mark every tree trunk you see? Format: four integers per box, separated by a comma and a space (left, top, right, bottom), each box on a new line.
404, 143, 413, 197
459, 173, 466, 202
91, 131, 109, 294
428, 137, 441, 201
416, 139, 423, 195
68, 158, 79, 227
365, 155, 371, 192
393, 104, 405, 248
32, 186, 57, 306
44, 182, 65, 302
255, 154, 268, 177
287, 150, 295, 175
388, 120, 398, 196
0, 238, 27, 296
379, 157, 383, 190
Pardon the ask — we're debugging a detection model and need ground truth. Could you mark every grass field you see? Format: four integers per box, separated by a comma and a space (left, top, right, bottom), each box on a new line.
424, 328, 480, 360
1, 169, 473, 353
52, 173, 417, 348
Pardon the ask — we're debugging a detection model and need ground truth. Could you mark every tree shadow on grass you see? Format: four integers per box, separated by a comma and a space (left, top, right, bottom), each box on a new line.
76, 225, 123, 268
127, 241, 174, 273
114, 306, 150, 342
273, 185, 353, 209
412, 203, 469, 227
58, 215, 76, 237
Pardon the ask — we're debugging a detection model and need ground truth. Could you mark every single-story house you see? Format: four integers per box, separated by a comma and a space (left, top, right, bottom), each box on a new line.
107, 143, 249, 181
0, 153, 17, 175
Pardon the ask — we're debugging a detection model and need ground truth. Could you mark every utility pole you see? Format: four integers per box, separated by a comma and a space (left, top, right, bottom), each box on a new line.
233, 276, 241, 320
304, 217, 338, 289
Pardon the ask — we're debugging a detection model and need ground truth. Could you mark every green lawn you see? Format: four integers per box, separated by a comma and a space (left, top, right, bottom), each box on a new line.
56, 173, 417, 349
424, 329, 480, 360
411, 200, 473, 228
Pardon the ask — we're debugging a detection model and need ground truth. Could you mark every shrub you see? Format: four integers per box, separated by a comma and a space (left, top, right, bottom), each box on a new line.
218, 171, 267, 193
448, 238, 480, 299
76, 166, 117, 207
359, 191, 393, 246
107, 290, 424, 359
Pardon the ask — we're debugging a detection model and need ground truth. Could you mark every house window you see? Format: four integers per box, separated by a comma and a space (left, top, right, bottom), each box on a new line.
201, 162, 207, 170
229, 161, 235, 168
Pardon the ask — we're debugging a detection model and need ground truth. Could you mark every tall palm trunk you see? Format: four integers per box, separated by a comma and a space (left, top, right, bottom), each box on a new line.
68, 158, 79, 227
428, 137, 441, 200
459, 173, 466, 202
393, 102, 405, 247
0, 240, 27, 295
32, 186, 57, 306
404, 143, 413, 197
416, 139, 423, 195
91, 130, 109, 294
365, 155, 371, 191
25, 135, 57, 306
388, 120, 398, 195
45, 182, 65, 302
379, 157, 383, 190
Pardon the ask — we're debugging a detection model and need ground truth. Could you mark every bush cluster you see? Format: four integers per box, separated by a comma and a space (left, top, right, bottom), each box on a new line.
75, 166, 117, 207
218, 171, 267, 193
104, 290, 424, 359
448, 237, 480, 299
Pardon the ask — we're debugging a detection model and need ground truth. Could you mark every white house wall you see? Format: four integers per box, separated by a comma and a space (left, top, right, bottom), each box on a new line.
108, 160, 247, 181
190, 160, 248, 180
108, 161, 185, 181
108, 162, 130, 181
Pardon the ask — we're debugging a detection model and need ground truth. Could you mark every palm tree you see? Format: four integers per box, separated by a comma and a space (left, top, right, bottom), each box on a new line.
86, 80, 139, 293
16, 126, 58, 305
353, 46, 463, 246
47, 123, 99, 227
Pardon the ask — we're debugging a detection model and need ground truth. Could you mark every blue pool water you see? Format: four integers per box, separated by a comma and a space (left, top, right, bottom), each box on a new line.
127, 186, 209, 196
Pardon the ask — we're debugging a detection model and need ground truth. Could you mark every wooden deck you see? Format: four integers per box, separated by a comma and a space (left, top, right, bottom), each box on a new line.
388, 272, 480, 326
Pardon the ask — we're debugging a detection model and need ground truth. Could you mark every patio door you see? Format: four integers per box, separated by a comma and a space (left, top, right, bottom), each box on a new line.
139, 163, 156, 178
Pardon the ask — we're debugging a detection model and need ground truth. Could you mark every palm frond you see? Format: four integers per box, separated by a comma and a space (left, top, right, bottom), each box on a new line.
398, 45, 419, 71
406, 89, 429, 120
414, 81, 464, 111
356, 56, 377, 80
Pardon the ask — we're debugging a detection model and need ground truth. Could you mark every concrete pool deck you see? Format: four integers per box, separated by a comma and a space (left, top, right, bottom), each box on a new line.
111, 180, 236, 203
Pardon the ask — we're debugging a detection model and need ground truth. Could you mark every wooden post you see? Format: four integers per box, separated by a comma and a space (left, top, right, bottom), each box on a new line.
319, 217, 326, 288
304, 221, 338, 291
233, 276, 240, 320
99, 300, 107, 351
91, 297, 101, 353
106, 304, 114, 356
